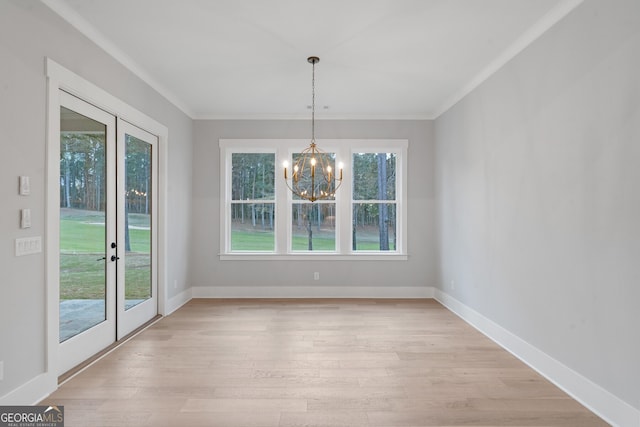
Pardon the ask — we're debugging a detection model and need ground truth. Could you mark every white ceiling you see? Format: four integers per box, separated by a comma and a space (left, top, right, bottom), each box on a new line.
42, 0, 582, 119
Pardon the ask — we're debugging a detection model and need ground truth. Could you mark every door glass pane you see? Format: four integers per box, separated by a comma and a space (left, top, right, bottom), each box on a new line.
291, 203, 336, 251
59, 107, 107, 342
124, 134, 152, 310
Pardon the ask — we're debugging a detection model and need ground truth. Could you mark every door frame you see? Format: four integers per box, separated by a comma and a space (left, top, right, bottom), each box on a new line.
45, 58, 168, 385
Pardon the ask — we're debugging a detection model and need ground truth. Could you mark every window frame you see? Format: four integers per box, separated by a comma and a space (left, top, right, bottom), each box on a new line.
220, 139, 408, 260
351, 149, 401, 254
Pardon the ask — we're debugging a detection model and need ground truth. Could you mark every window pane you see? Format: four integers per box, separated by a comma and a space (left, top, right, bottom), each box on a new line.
231, 203, 275, 251
232, 153, 275, 200
353, 153, 396, 200
291, 152, 337, 201
292, 203, 336, 251
352, 203, 396, 251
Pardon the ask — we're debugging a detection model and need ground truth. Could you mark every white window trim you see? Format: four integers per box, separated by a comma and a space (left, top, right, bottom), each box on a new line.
219, 139, 408, 260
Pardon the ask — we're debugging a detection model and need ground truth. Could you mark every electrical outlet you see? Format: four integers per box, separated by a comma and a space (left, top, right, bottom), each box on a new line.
313, 272, 320, 281
173, 280, 178, 289
0, 361, 4, 381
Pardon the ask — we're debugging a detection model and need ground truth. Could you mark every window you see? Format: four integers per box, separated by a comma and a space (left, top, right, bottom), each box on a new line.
230, 152, 275, 251
352, 152, 397, 251
220, 139, 407, 259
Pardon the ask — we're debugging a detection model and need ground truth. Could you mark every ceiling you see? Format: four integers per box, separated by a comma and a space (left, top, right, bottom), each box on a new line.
42, 0, 582, 119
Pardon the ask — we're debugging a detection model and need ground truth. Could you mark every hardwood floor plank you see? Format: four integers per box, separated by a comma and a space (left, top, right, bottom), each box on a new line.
279, 410, 370, 427
147, 411, 281, 427
181, 398, 307, 413
40, 299, 608, 427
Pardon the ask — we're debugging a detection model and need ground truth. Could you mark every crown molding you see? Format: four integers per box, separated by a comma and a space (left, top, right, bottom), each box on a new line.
41, 0, 195, 118
193, 113, 434, 121
433, 0, 585, 118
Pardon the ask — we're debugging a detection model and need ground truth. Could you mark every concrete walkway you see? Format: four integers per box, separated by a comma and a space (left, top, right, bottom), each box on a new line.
60, 299, 145, 342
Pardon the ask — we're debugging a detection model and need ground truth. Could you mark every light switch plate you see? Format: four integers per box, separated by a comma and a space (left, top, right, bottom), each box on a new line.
19, 176, 30, 195
15, 236, 41, 256
20, 208, 32, 229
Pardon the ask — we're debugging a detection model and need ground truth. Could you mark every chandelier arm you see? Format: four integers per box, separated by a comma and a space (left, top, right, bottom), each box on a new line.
311, 162, 315, 201
285, 177, 341, 202
283, 177, 303, 200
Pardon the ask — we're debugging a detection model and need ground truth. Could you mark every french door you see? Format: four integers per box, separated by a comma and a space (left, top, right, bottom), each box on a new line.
58, 91, 158, 374
116, 119, 158, 339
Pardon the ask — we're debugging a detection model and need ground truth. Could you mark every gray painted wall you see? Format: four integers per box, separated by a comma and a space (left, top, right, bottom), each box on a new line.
435, 0, 640, 410
0, 1, 193, 398
191, 120, 436, 292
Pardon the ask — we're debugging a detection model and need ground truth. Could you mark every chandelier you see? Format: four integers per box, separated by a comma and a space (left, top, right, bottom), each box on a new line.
283, 56, 343, 202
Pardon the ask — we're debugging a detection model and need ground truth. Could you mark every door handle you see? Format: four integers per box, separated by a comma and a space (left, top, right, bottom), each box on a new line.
110, 255, 120, 262
97, 256, 106, 261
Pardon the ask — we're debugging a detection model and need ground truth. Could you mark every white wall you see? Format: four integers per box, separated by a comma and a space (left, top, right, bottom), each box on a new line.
436, 0, 640, 417
191, 120, 436, 296
0, 1, 193, 400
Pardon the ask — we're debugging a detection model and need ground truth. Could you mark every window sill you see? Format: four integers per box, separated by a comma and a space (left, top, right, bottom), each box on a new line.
219, 253, 409, 261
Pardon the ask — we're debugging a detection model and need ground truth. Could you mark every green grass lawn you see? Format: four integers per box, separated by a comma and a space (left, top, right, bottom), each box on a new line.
231, 229, 275, 251
231, 229, 338, 251
60, 209, 151, 300
231, 228, 395, 251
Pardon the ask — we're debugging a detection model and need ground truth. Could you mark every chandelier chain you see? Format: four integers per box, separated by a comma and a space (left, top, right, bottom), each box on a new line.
311, 59, 316, 143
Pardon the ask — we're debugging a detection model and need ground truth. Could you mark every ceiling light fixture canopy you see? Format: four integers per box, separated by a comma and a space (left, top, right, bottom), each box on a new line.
283, 56, 343, 202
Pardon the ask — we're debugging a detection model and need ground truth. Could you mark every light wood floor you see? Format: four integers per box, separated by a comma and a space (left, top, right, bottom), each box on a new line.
42, 299, 608, 426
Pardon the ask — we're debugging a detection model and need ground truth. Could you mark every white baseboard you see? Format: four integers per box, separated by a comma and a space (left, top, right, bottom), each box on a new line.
164, 288, 193, 315
192, 285, 434, 299
0, 373, 56, 406
434, 289, 639, 427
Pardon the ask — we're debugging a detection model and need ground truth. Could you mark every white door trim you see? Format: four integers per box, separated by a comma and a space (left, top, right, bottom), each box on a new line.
45, 58, 168, 390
